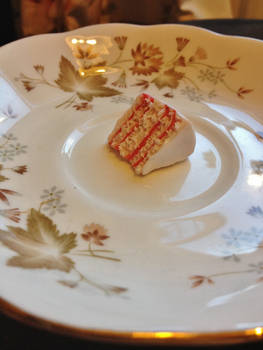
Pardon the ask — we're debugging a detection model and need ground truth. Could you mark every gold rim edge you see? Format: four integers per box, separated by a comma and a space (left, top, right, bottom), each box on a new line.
1, 298, 263, 346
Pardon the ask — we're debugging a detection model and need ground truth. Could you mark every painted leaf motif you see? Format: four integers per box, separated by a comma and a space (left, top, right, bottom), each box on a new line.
189, 275, 204, 279
132, 79, 150, 89
55, 56, 80, 92
73, 102, 93, 111
189, 275, 214, 287
0, 175, 9, 182
0, 208, 20, 223
114, 36, 127, 50
207, 278, 214, 285
226, 58, 240, 70
76, 75, 121, 101
176, 37, 190, 52
237, 87, 253, 99
163, 92, 174, 98
0, 189, 19, 205
191, 279, 204, 288
194, 47, 207, 60
6, 253, 74, 272
55, 56, 121, 101
108, 286, 128, 294
152, 69, 184, 89
0, 209, 76, 272
173, 55, 186, 67
34, 65, 44, 75
12, 165, 27, 175
58, 280, 78, 288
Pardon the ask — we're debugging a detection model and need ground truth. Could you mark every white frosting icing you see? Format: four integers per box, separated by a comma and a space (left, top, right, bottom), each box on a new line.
142, 115, 196, 175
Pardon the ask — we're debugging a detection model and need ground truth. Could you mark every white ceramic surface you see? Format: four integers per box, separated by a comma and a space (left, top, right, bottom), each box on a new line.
0, 23, 263, 344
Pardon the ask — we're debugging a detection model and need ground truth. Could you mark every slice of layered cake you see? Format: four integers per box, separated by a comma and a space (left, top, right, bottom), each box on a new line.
108, 93, 196, 175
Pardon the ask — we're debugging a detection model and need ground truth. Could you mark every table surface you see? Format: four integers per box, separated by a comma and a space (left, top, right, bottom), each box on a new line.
1, 18, 263, 350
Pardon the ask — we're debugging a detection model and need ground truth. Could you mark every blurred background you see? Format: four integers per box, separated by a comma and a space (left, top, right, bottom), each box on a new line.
1, 0, 263, 46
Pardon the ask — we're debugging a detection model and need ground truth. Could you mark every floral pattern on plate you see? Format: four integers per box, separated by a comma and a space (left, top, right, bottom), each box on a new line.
189, 206, 263, 288
15, 35, 253, 110
1, 23, 263, 343
15, 59, 121, 110
0, 134, 27, 223
0, 133, 27, 162
0, 134, 127, 296
0, 207, 127, 296
111, 36, 253, 100
1, 105, 18, 119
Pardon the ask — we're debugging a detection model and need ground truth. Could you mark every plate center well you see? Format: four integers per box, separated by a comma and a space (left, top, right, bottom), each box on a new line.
62, 116, 240, 217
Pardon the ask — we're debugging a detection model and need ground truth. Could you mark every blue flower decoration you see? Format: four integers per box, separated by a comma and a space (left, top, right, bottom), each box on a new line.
222, 227, 263, 250
247, 206, 263, 218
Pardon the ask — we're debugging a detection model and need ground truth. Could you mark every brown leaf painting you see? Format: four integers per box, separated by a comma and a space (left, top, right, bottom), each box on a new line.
0, 189, 19, 205
0, 175, 9, 182
55, 56, 121, 101
152, 69, 184, 89
0, 209, 76, 272
173, 55, 186, 67
237, 87, 254, 99
176, 37, 190, 52
189, 275, 214, 288
226, 58, 240, 70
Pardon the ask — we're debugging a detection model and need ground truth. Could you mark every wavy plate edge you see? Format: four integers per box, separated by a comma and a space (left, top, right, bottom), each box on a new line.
1, 22, 263, 345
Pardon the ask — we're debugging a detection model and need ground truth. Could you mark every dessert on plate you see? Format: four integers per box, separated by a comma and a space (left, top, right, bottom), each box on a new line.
108, 93, 196, 175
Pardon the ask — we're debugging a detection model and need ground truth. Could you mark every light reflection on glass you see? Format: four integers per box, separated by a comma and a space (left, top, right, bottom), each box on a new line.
160, 213, 226, 249
61, 129, 83, 158
207, 284, 256, 308
247, 172, 263, 188
205, 102, 262, 148
0, 115, 7, 123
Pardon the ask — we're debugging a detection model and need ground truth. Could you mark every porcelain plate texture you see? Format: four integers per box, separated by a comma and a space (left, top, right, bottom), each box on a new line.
0, 23, 263, 345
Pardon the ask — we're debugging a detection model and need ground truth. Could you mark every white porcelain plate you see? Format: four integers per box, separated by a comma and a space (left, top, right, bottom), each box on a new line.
0, 24, 263, 345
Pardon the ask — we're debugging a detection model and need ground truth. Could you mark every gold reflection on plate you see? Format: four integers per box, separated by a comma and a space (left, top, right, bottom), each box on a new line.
66, 35, 118, 76
78, 65, 118, 77
254, 327, 263, 336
